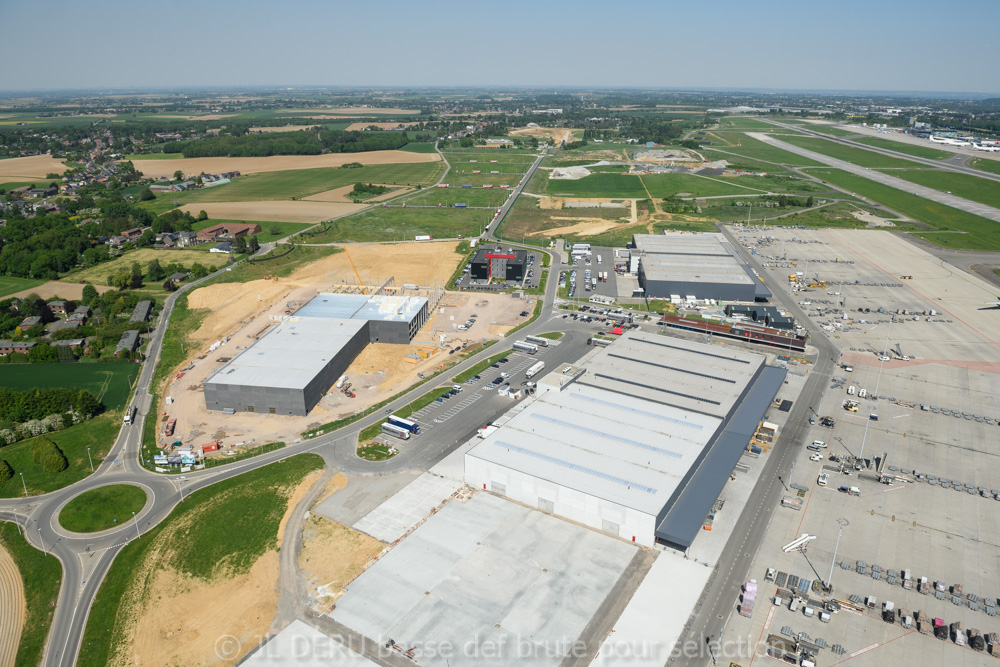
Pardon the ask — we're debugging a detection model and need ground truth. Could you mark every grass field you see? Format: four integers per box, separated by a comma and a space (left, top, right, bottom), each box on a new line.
716, 117, 782, 131
779, 135, 925, 169
0, 276, 45, 299
403, 186, 512, 208
972, 158, 1000, 176
445, 162, 528, 176
441, 172, 524, 188
0, 362, 139, 410
64, 248, 229, 285
440, 150, 539, 164
808, 169, 1000, 250
77, 453, 324, 667
853, 136, 953, 160
305, 206, 491, 243
142, 163, 446, 211
59, 484, 148, 533
758, 201, 915, 229
191, 218, 311, 242
125, 152, 184, 160
792, 124, 857, 137
0, 415, 119, 498
879, 169, 1000, 209
0, 523, 61, 667
702, 132, 824, 166
546, 173, 648, 198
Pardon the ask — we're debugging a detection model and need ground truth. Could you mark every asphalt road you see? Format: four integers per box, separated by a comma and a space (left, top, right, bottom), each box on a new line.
668, 224, 840, 667
750, 131, 1000, 224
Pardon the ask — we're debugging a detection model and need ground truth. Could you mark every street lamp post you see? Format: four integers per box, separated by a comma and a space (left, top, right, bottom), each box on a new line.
38, 528, 46, 556
19, 472, 27, 498
87, 446, 94, 473
132, 511, 141, 539
827, 518, 849, 592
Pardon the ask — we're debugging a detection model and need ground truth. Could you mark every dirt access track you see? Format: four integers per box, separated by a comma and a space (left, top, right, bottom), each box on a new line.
160, 242, 527, 449
129, 150, 440, 180
0, 154, 69, 182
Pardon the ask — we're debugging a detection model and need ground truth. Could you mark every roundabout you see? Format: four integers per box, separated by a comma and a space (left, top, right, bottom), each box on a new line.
57, 484, 148, 534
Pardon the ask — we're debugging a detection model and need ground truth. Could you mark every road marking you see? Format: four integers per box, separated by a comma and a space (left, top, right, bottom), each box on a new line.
849, 642, 879, 658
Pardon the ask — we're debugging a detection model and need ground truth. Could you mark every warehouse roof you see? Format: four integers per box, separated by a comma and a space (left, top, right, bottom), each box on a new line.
468, 382, 723, 515
296, 293, 428, 322
632, 233, 770, 298
576, 331, 763, 419
204, 318, 368, 390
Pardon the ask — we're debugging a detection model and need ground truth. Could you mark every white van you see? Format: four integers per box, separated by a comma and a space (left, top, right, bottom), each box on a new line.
858, 388, 868, 398
847, 385, 856, 395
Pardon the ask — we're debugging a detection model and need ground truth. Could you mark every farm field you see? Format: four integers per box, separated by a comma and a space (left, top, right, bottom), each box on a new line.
123, 152, 184, 160
0, 276, 45, 299
877, 169, 1000, 209
445, 160, 530, 175
180, 200, 363, 224
403, 186, 513, 208
777, 135, 926, 169
147, 162, 444, 206
0, 154, 69, 181
808, 168, 1000, 250
853, 136, 953, 160
701, 131, 824, 166
306, 205, 491, 243
64, 248, 229, 285
440, 150, 539, 164
546, 173, 648, 198
129, 149, 441, 179
0, 415, 120, 498
0, 523, 61, 667
0, 362, 140, 410
441, 172, 523, 188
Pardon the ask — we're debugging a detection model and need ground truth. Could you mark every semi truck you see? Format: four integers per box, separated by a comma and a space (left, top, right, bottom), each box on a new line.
123, 406, 137, 426
525, 361, 545, 379
381, 422, 411, 440
739, 580, 757, 617
525, 335, 549, 347
387, 415, 420, 434
415, 235, 433, 241
513, 341, 538, 354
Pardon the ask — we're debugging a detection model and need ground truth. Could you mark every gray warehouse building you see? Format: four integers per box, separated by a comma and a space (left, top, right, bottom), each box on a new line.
632, 232, 771, 302
465, 331, 785, 551
204, 293, 429, 416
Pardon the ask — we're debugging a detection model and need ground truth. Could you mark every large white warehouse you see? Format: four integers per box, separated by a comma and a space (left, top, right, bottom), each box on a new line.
465, 331, 785, 550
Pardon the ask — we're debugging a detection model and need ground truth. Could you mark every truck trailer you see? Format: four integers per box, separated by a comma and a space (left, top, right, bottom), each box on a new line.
525, 361, 545, 379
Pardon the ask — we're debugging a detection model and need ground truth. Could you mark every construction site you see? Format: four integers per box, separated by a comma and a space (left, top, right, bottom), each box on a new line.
154, 241, 529, 453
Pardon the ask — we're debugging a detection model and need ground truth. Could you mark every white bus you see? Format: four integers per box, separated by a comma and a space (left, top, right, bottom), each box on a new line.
381, 422, 411, 440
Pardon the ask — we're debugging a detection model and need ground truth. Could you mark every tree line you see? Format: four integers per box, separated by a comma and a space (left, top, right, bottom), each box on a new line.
0, 387, 102, 425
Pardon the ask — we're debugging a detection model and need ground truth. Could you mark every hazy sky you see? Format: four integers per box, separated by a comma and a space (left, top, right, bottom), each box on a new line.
2, 0, 998, 94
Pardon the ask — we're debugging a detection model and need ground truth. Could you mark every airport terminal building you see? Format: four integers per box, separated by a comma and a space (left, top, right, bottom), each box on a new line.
465, 331, 785, 550
633, 232, 771, 302
203, 293, 428, 416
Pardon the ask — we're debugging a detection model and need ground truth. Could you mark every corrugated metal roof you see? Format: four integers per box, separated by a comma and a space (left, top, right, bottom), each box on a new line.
204, 318, 367, 390
633, 233, 756, 285
295, 293, 428, 322
655, 365, 786, 550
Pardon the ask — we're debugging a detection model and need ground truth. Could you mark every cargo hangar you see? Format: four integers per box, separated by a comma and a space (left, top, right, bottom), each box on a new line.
464, 331, 785, 551
203, 293, 428, 416
632, 232, 771, 302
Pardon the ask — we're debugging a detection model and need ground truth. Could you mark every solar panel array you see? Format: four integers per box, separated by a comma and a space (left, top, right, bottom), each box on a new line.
528, 413, 684, 460
494, 441, 659, 495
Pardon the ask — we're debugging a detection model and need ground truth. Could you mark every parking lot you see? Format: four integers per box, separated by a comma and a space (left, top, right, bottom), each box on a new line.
724, 226, 1000, 665
562, 245, 619, 300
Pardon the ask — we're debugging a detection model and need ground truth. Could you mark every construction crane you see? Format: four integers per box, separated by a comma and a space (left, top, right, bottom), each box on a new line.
344, 247, 366, 294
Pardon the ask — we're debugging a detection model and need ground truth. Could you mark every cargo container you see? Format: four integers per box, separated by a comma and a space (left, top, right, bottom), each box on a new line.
165, 419, 176, 436
934, 618, 948, 640
202, 441, 220, 453
381, 422, 411, 440
916, 610, 931, 634
970, 628, 985, 651
525, 361, 545, 378
986, 632, 1000, 655
882, 601, 895, 623
952, 621, 966, 646
739, 580, 757, 617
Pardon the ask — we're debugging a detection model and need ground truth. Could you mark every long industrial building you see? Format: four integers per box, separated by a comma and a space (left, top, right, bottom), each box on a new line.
465, 331, 785, 550
632, 232, 771, 302
203, 293, 428, 416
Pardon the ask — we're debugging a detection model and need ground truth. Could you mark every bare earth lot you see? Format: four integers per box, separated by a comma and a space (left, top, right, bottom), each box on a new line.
161, 242, 525, 449
131, 150, 440, 179
179, 201, 364, 224
0, 154, 69, 181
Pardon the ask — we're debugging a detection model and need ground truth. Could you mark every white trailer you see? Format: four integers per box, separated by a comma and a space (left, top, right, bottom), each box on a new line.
525, 335, 549, 347
525, 361, 545, 378
513, 341, 538, 354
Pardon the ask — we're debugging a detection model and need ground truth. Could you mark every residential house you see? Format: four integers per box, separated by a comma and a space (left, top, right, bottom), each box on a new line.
67, 311, 88, 324
121, 227, 145, 240
196, 222, 261, 243
176, 231, 198, 247
210, 242, 234, 254
168, 272, 188, 283
115, 330, 140, 356
130, 300, 153, 323
27, 186, 58, 198
73, 305, 91, 317
49, 319, 82, 332
0, 341, 35, 355
47, 300, 68, 314
52, 338, 84, 350
19, 315, 41, 328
